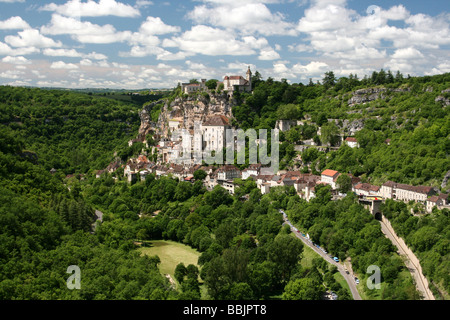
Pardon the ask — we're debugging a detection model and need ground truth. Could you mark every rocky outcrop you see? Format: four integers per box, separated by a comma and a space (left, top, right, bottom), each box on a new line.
435, 88, 450, 107
348, 86, 411, 106
348, 88, 387, 106
342, 119, 365, 135
138, 93, 234, 141
137, 100, 164, 141
442, 170, 450, 190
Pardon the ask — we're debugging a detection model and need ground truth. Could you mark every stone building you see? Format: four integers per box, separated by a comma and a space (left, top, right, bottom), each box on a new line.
223, 67, 252, 92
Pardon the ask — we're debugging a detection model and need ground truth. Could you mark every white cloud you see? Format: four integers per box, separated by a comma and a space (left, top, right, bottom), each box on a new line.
326, 46, 387, 61
2, 55, 31, 64
85, 52, 108, 60
0, 16, 30, 30
43, 48, 109, 60
227, 62, 257, 71
156, 51, 193, 61
135, 0, 153, 8
5, 29, 62, 48
0, 0, 25, 2
258, 47, 280, 60
0, 69, 24, 79
139, 17, 180, 35
119, 45, 165, 58
391, 47, 424, 60
0, 41, 40, 56
288, 43, 313, 52
43, 48, 83, 58
297, 3, 356, 33
188, 2, 297, 36
163, 25, 256, 56
40, 0, 141, 18
292, 61, 329, 76
272, 62, 295, 79
41, 14, 131, 44
50, 61, 79, 69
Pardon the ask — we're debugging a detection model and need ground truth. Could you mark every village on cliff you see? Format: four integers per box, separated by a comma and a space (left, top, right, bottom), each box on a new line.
96, 68, 449, 214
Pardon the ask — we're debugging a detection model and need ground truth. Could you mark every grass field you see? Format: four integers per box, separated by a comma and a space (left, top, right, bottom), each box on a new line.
139, 240, 201, 279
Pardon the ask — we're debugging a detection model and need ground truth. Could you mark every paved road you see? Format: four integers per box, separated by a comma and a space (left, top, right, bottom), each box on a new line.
379, 219, 435, 300
280, 210, 362, 300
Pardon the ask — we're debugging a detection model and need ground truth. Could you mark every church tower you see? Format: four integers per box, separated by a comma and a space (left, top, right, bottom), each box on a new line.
246, 66, 252, 91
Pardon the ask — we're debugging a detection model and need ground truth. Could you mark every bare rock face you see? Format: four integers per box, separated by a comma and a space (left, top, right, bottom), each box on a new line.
137, 100, 163, 141
435, 89, 450, 107
342, 119, 365, 135
348, 88, 387, 106
139, 93, 234, 140
442, 170, 450, 190
348, 86, 411, 106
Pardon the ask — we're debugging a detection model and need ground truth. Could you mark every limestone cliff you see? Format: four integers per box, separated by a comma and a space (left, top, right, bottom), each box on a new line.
138, 93, 234, 141
348, 86, 411, 106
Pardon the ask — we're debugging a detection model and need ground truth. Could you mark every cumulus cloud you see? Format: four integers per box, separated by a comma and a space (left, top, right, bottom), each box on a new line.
50, 61, 79, 69
41, 14, 131, 44
43, 48, 108, 60
5, 29, 62, 48
0, 69, 25, 79
163, 25, 257, 56
391, 47, 424, 60
139, 17, 180, 35
40, 0, 141, 18
187, 1, 297, 36
0, 16, 30, 30
258, 47, 280, 60
0, 41, 40, 56
2, 55, 31, 64
292, 61, 329, 75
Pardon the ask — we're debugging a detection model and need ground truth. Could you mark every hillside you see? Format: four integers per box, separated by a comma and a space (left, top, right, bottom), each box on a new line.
0, 86, 145, 174
228, 72, 450, 190
0, 72, 448, 301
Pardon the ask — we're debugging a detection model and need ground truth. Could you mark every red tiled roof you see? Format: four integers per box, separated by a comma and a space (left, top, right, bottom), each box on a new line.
345, 137, 358, 142
321, 169, 339, 177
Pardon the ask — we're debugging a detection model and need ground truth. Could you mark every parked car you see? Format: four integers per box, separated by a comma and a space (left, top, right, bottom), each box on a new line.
333, 257, 339, 262
355, 277, 359, 284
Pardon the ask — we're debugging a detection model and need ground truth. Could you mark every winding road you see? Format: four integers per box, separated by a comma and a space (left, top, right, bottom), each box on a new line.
280, 210, 362, 300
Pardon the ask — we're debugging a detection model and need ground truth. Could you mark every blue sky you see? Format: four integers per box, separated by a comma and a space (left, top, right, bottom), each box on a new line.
0, 0, 449, 89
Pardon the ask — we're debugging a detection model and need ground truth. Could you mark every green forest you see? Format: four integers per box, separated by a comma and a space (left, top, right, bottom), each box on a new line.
0, 70, 448, 300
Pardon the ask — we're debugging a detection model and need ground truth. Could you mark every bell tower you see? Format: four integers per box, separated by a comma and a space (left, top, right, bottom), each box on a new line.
246, 66, 252, 91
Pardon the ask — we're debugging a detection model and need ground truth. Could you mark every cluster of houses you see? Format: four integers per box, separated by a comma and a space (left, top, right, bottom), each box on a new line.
154, 114, 232, 165
96, 151, 448, 214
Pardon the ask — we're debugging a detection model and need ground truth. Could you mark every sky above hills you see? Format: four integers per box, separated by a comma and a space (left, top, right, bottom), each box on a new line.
0, 0, 449, 89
